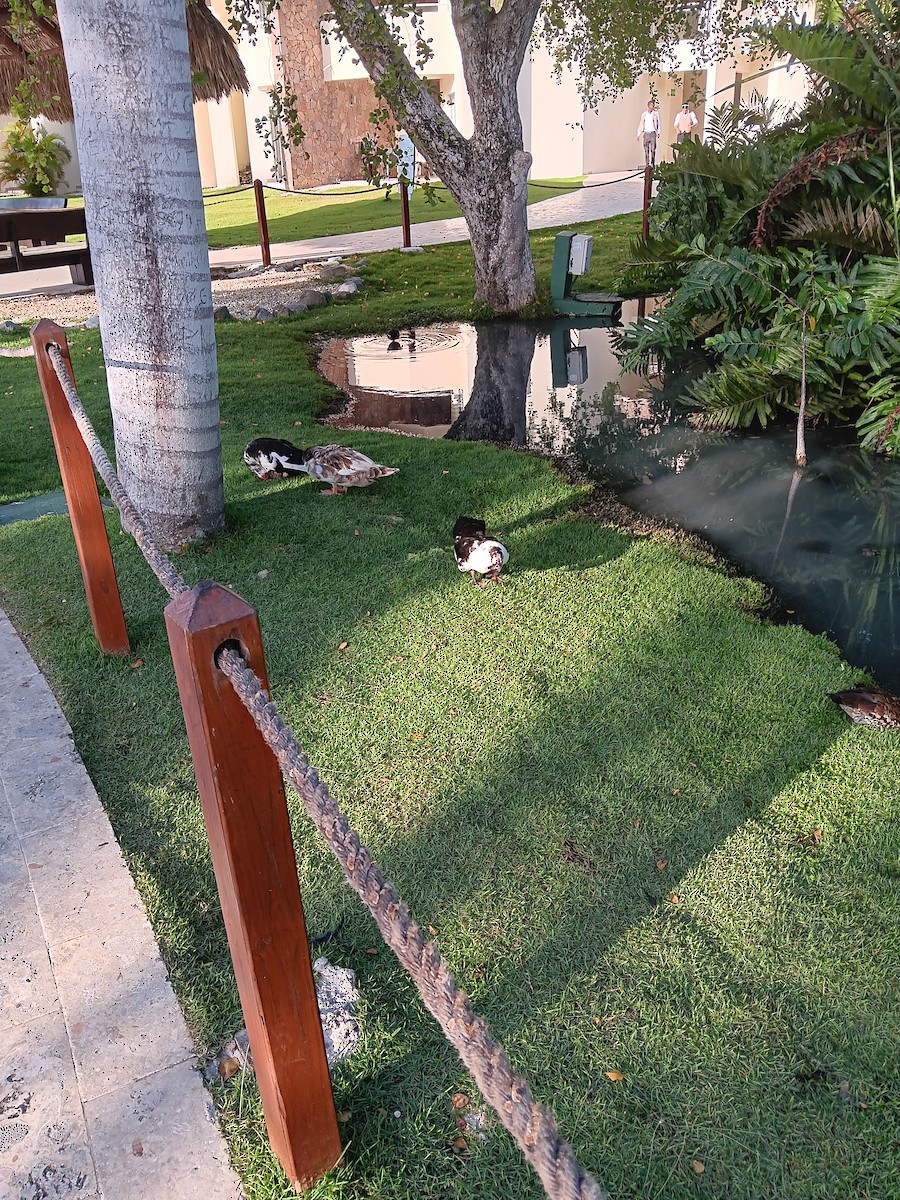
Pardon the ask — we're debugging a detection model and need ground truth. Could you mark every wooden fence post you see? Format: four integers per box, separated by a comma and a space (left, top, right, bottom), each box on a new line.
399, 181, 411, 248
254, 179, 272, 268
30, 319, 130, 655
164, 582, 342, 1189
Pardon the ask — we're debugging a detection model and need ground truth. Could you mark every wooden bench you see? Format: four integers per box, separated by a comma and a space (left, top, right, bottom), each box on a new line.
0, 207, 93, 285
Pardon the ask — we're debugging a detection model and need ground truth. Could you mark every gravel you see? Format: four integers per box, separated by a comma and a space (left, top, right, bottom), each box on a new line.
0, 258, 361, 327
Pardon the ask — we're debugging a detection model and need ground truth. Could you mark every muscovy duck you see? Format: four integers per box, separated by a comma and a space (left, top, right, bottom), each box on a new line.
452, 515, 508, 586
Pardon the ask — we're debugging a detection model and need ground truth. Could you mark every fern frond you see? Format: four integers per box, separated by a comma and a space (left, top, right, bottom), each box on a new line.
783, 197, 894, 252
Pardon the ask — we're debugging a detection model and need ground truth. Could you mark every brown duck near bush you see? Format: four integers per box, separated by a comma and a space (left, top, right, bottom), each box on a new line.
828, 685, 900, 728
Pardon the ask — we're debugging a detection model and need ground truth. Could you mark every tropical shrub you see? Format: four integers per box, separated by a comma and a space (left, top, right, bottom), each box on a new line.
0, 119, 70, 196
615, 0, 900, 455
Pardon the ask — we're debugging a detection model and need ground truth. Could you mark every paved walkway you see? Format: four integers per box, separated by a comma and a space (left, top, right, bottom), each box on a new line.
0, 611, 241, 1200
0, 171, 645, 298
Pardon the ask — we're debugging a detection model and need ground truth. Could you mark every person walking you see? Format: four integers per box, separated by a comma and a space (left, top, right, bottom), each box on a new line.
636, 100, 660, 166
674, 102, 699, 143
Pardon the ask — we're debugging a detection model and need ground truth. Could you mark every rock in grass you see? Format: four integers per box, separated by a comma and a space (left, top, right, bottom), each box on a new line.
213, 305, 232, 322
254, 307, 274, 322
300, 290, 329, 309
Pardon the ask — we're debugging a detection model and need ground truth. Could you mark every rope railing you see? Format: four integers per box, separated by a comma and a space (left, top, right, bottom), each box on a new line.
43, 340, 608, 1200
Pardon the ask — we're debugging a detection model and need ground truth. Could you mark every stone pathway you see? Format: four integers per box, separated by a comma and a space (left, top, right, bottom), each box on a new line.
0, 610, 241, 1200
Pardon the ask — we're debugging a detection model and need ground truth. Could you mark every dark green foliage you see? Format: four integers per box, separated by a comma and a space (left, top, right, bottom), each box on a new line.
615, 0, 900, 454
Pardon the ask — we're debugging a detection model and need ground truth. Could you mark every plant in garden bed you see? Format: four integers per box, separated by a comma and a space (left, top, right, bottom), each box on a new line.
615, 240, 900, 459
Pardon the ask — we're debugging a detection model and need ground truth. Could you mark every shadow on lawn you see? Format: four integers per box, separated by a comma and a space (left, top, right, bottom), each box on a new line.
4, 458, 895, 1199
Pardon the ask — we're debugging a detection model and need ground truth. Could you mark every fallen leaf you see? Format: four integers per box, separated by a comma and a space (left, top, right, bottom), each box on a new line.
672, 788, 682, 795
365, 947, 378, 955
633, 817, 641, 827
451, 1092, 469, 1110
668, 893, 680, 904
452, 1137, 468, 1152
592, 1017, 602, 1026
218, 1056, 241, 1081
428, 925, 438, 936
605, 1070, 624, 1082
129, 659, 143, 669
455, 1116, 467, 1131
293, 420, 302, 426
691, 1159, 705, 1175
354, 529, 360, 536
688, 761, 697, 768
337, 1110, 352, 1123
442, 470, 449, 475
656, 859, 668, 871
412, 732, 424, 740
337, 641, 348, 651
365, 610, 371, 616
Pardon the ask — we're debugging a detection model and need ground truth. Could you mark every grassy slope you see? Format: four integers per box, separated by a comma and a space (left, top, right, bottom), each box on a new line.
0, 235, 898, 1200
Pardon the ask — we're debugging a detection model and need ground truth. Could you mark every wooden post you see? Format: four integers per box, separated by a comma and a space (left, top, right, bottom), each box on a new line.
254, 179, 271, 268
164, 582, 342, 1189
641, 164, 652, 241
30, 320, 130, 656
399, 181, 411, 248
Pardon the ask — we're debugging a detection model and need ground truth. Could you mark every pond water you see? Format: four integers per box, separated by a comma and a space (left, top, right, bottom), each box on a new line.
318, 310, 900, 690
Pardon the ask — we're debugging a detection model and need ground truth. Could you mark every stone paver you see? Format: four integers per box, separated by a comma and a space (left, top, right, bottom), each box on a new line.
0, 610, 241, 1200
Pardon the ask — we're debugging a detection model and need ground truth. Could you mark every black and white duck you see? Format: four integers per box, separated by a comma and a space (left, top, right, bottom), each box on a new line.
243, 438, 399, 495
828, 684, 900, 728
452, 515, 508, 586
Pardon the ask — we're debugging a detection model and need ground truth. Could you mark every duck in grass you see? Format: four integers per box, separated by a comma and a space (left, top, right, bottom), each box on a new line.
453, 515, 508, 586
243, 438, 399, 495
828, 684, 900, 728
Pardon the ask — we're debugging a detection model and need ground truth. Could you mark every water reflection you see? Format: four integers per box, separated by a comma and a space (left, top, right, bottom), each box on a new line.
317, 312, 900, 689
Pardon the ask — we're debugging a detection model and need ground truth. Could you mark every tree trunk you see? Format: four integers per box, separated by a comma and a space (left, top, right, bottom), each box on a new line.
327, 0, 540, 312
446, 322, 537, 444
796, 320, 808, 467
56, 0, 223, 549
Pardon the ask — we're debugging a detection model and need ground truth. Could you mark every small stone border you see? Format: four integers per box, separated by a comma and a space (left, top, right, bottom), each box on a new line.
0, 256, 370, 330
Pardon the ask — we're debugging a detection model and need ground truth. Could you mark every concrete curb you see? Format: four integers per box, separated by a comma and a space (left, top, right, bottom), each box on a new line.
0, 610, 242, 1200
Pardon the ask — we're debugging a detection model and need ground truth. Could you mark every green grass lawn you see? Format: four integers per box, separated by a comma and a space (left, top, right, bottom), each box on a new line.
0, 235, 898, 1200
66, 179, 585, 249
202, 179, 582, 248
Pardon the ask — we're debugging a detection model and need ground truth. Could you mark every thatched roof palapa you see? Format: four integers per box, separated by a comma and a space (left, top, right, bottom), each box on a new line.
0, 1, 249, 122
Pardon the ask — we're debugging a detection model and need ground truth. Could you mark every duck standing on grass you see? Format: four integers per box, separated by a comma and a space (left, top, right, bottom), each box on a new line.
453, 516, 508, 586
243, 438, 399, 495
828, 684, 900, 728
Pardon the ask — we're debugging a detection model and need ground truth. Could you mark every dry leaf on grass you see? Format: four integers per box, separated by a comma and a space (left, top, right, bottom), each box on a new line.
337, 641, 348, 651
656, 859, 668, 871
218, 1056, 241, 1081
130, 659, 143, 670
451, 1092, 469, 1110
605, 1070, 624, 1082
691, 1159, 705, 1175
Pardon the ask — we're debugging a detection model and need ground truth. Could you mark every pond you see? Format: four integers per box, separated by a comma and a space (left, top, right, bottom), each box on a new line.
318, 309, 900, 691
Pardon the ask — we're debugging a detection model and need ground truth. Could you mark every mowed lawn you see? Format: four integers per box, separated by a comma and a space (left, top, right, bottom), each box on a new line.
0, 254, 898, 1200
68, 178, 586, 248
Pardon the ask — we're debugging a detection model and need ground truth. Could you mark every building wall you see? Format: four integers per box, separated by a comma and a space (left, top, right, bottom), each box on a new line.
520, 43, 584, 178
278, 0, 379, 187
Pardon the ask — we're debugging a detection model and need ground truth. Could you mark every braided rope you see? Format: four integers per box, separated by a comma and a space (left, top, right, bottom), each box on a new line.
217, 647, 608, 1200
46, 344, 190, 601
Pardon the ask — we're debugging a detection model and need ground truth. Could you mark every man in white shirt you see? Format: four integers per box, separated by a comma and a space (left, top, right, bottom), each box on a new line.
636, 101, 660, 166
674, 103, 699, 143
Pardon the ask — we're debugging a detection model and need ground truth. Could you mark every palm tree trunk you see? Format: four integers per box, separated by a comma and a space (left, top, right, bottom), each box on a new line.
56, 0, 224, 549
